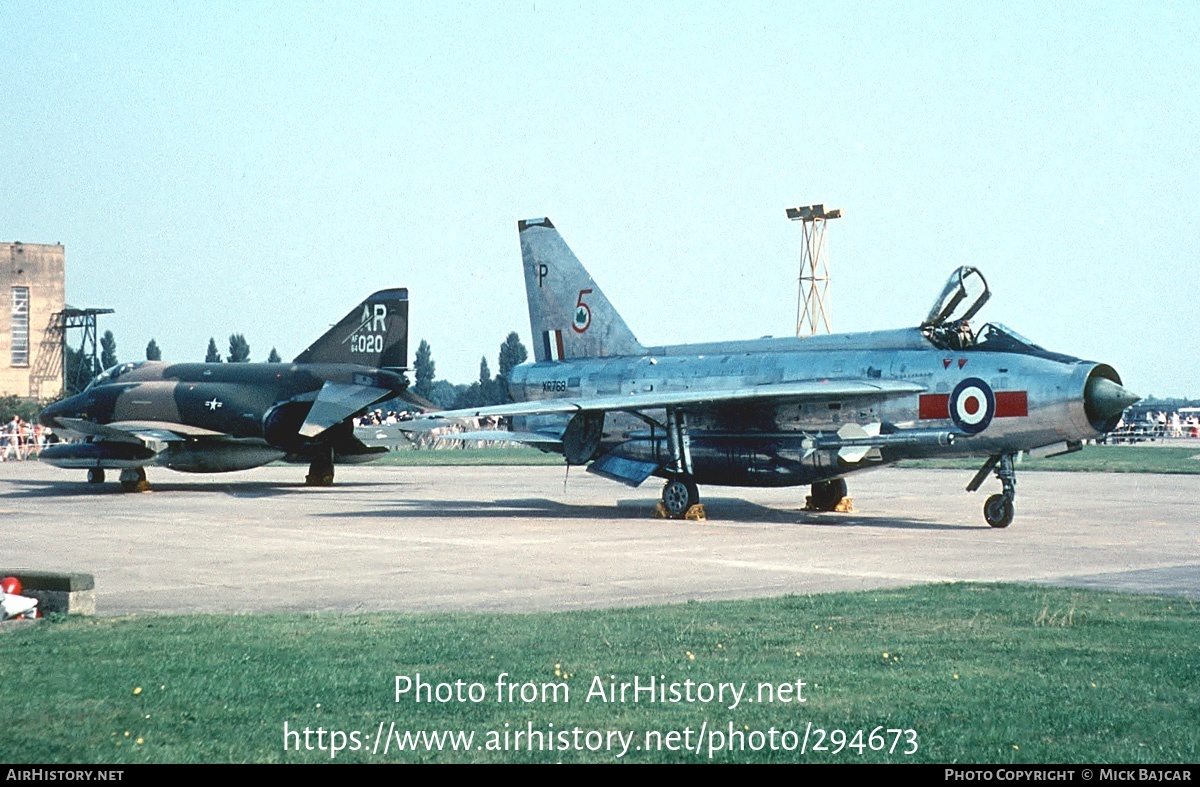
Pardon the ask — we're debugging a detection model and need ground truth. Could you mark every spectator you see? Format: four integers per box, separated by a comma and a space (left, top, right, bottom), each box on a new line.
3, 415, 22, 461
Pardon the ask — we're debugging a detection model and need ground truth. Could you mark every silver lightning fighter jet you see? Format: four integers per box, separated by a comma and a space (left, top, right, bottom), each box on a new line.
418, 218, 1139, 528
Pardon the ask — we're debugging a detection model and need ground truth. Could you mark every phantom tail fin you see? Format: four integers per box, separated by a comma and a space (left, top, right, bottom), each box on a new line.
294, 288, 408, 368
518, 218, 645, 362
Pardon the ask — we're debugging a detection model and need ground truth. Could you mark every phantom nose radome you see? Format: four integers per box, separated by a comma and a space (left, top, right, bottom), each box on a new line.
1085, 376, 1141, 422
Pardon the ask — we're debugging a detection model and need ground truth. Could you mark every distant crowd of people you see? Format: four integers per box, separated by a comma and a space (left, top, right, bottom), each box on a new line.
1144, 410, 1200, 438
352, 408, 509, 450
2, 415, 52, 462
1109, 409, 1200, 441
354, 409, 411, 426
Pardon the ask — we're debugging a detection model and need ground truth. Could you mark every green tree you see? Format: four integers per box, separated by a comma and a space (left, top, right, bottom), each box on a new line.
205, 338, 222, 363
452, 381, 482, 409
414, 339, 435, 399
100, 330, 118, 369
496, 332, 528, 404
267, 347, 282, 363
480, 355, 498, 404
428, 380, 460, 409
227, 334, 250, 363
63, 345, 82, 395
498, 332, 527, 378
146, 339, 162, 361
0, 394, 43, 423
63, 344, 99, 395
451, 357, 492, 409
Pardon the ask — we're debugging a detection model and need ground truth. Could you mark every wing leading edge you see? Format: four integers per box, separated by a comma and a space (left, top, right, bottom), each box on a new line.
414, 378, 926, 422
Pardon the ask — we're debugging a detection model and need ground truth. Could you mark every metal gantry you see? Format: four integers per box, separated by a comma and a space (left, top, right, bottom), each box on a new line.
27, 307, 114, 398
786, 203, 842, 337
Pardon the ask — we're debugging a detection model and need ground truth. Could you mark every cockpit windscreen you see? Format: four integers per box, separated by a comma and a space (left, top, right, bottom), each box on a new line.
85, 361, 145, 390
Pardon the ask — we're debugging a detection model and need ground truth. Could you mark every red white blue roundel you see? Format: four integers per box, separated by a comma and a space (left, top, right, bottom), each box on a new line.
949, 377, 995, 434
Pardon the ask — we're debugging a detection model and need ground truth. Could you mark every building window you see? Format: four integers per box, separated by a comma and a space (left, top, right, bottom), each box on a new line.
11, 286, 29, 367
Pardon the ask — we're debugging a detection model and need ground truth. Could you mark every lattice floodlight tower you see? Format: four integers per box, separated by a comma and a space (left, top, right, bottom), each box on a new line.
786, 203, 842, 337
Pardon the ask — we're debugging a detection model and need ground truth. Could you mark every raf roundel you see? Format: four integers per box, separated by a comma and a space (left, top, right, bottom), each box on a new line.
949, 377, 996, 435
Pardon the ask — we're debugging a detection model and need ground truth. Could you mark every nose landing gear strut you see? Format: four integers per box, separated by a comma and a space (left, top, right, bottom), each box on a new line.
968, 453, 1016, 528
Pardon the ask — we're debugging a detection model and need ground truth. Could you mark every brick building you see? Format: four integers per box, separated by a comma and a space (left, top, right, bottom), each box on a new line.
2, 242, 65, 399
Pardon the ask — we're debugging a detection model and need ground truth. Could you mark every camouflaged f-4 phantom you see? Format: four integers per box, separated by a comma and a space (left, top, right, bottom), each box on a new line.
40, 290, 410, 491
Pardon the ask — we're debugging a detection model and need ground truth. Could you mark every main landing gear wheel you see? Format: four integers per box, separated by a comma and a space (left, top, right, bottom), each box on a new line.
661, 477, 699, 517
305, 469, 335, 487
807, 478, 849, 512
306, 449, 335, 487
119, 467, 149, 493
87, 468, 106, 484
984, 494, 1014, 529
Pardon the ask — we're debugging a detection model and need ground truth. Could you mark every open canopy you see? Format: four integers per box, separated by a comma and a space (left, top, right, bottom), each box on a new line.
921, 267, 992, 351
923, 266, 990, 328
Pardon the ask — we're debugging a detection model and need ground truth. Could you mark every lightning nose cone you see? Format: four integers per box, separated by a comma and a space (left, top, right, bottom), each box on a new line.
1086, 376, 1141, 422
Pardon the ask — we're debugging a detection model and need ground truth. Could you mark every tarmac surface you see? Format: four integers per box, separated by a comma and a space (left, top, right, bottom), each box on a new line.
1, 461, 1197, 614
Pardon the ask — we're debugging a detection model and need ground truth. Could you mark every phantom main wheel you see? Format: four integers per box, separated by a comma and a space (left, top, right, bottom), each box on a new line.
662, 477, 699, 517
306, 449, 336, 487
305, 469, 335, 487
984, 494, 1014, 528
119, 467, 149, 493
87, 468, 106, 484
808, 478, 848, 511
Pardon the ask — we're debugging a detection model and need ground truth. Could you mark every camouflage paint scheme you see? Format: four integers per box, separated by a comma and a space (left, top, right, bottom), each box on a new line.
39, 290, 410, 490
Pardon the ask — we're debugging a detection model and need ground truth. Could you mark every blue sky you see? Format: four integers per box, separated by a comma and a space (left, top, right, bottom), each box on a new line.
3, 2, 1197, 395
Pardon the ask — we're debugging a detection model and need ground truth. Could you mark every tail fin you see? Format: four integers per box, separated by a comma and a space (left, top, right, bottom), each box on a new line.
293, 288, 408, 368
518, 218, 645, 362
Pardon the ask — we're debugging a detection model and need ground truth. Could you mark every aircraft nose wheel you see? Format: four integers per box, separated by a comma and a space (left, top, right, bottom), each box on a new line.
969, 452, 1018, 528
984, 493, 1014, 528
87, 468, 106, 484
661, 477, 699, 517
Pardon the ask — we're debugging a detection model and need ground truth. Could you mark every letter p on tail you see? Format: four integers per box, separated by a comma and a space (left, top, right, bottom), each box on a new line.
519, 218, 644, 362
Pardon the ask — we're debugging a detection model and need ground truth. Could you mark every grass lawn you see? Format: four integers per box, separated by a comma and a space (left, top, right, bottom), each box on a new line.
3, 584, 1197, 763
